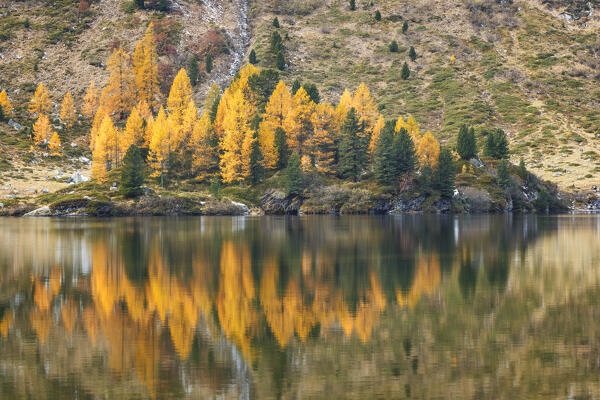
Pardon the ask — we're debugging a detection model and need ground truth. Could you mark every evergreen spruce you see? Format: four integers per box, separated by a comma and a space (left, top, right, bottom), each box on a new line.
496, 159, 510, 189
518, 158, 528, 181
270, 31, 283, 54
249, 49, 257, 64
338, 108, 367, 182
402, 21, 408, 33
534, 188, 550, 213
205, 53, 213, 73
375, 10, 382, 21
248, 131, 265, 185
420, 165, 433, 195
401, 62, 410, 80
120, 145, 145, 198
350, 0, 356, 11
275, 127, 289, 169
389, 40, 399, 53
302, 82, 320, 103
209, 94, 220, 123
276, 51, 285, 70
157, 0, 169, 12
483, 129, 508, 159
135, 0, 144, 9
434, 146, 455, 199
456, 125, 477, 160
209, 176, 221, 199
272, 17, 280, 28
285, 152, 304, 196
188, 55, 199, 86
409, 46, 417, 61
374, 121, 396, 185
0, 106, 4, 123
394, 127, 416, 175
291, 79, 301, 95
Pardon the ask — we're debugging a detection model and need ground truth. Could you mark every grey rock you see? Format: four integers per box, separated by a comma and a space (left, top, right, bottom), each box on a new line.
67, 172, 89, 184
42, 188, 49, 193
24, 206, 52, 217
231, 201, 249, 214
109, 186, 118, 191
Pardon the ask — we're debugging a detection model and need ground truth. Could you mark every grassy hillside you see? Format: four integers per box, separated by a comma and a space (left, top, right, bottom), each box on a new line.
0, 0, 599, 191
248, 0, 600, 189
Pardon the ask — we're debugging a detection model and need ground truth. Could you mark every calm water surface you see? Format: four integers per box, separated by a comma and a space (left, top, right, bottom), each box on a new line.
1, 215, 600, 399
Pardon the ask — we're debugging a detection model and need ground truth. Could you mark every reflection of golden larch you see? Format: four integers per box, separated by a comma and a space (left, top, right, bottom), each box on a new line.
396, 253, 441, 308
0, 313, 13, 337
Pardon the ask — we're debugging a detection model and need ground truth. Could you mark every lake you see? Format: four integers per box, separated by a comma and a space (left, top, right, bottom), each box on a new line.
0, 215, 599, 399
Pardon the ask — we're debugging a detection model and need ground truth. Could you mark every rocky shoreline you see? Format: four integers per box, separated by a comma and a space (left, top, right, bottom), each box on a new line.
0, 183, 581, 217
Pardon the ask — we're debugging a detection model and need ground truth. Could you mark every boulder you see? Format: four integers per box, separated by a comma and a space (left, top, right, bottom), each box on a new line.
79, 156, 90, 164
67, 172, 89, 184
24, 206, 52, 217
261, 189, 302, 214
109, 186, 118, 191
231, 201, 249, 214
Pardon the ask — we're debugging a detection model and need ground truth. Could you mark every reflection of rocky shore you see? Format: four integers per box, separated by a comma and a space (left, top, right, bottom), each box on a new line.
0, 216, 599, 398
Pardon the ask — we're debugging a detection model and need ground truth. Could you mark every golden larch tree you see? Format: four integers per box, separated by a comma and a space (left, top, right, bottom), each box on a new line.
133, 23, 161, 111
334, 89, 353, 128
48, 132, 62, 155
82, 82, 99, 118
33, 114, 53, 144
29, 83, 52, 118
416, 131, 440, 169
214, 87, 232, 139
167, 68, 194, 148
259, 80, 293, 169
148, 107, 171, 185
285, 87, 315, 156
219, 89, 252, 183
92, 126, 109, 183
395, 116, 407, 133
122, 106, 145, 151
191, 111, 217, 180
351, 83, 378, 138
405, 114, 420, 139
98, 115, 123, 168
369, 114, 385, 154
89, 107, 109, 151
100, 47, 135, 119
309, 102, 338, 174
0, 90, 13, 115
60, 92, 77, 128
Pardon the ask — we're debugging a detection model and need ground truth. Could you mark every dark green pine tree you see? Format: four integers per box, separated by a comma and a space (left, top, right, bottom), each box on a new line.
135, 0, 144, 9
285, 152, 304, 196
272, 17, 280, 28
375, 10, 382, 21
249, 49, 257, 64
120, 145, 145, 198
270, 31, 283, 54
350, 0, 356, 11
302, 83, 320, 103
496, 159, 511, 189
456, 125, 477, 160
389, 40, 399, 53
374, 121, 396, 185
402, 21, 408, 33
518, 158, 528, 181
338, 108, 368, 182
394, 127, 416, 175
209, 94, 220, 123
434, 146, 456, 199
248, 134, 265, 185
401, 62, 410, 80
420, 165, 433, 195
274, 127, 289, 169
0, 105, 5, 122
484, 129, 508, 159
409, 46, 417, 61
188, 55, 199, 86
291, 79, 301, 95
205, 53, 213, 73
276, 51, 285, 70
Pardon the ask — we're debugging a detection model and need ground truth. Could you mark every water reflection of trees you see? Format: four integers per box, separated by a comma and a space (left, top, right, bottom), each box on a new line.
2, 216, 600, 398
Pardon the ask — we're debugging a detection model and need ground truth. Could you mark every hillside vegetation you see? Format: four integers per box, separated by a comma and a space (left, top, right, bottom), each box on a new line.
0, 0, 598, 199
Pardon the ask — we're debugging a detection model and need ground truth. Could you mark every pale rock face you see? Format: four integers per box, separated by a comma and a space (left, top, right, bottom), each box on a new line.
24, 206, 52, 217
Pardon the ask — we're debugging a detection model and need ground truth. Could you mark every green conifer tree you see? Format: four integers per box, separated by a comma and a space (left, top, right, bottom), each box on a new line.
434, 146, 455, 199
374, 121, 396, 185
249, 49, 257, 64
272, 17, 280, 28
350, 0, 356, 11
302, 83, 320, 103
188, 55, 199, 86
401, 62, 410, 80
375, 10, 381, 21
457, 125, 477, 160
394, 127, 416, 175
120, 145, 145, 198
402, 21, 408, 33
496, 159, 511, 189
409, 46, 417, 61
285, 152, 304, 196
205, 53, 213, 73
389, 40, 399, 53
275, 127, 289, 169
338, 108, 367, 182
291, 79, 301, 95
276, 51, 285, 70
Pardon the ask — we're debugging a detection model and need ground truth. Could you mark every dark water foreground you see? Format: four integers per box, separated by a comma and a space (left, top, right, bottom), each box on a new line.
0, 215, 599, 399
